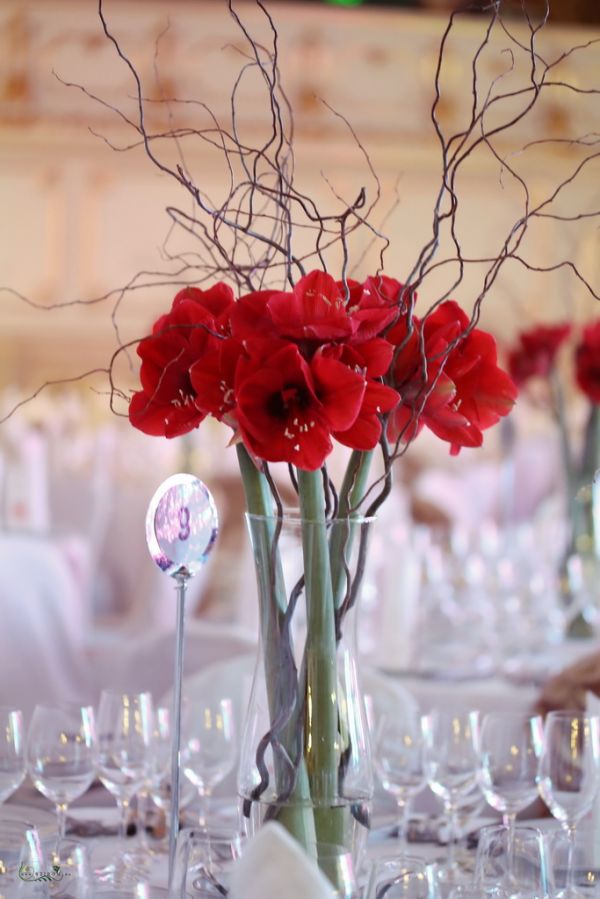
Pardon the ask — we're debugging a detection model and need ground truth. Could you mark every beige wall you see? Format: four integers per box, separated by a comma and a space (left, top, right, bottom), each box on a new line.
1, 0, 598, 397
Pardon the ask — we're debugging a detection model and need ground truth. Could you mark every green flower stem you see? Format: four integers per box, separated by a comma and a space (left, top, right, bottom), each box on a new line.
581, 405, 600, 479
337, 450, 374, 519
236, 446, 315, 843
297, 468, 343, 846
330, 450, 374, 613
550, 372, 575, 505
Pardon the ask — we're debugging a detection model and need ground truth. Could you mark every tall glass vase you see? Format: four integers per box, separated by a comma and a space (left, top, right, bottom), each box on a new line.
564, 405, 600, 636
238, 512, 374, 879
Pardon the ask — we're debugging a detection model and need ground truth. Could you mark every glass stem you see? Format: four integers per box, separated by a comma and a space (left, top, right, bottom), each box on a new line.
116, 797, 130, 843
565, 824, 577, 894
137, 787, 149, 848
502, 811, 517, 881
56, 802, 68, 842
198, 786, 211, 829
446, 801, 458, 872
396, 797, 410, 856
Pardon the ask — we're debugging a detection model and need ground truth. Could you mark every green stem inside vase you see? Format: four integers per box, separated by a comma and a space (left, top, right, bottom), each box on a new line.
298, 467, 344, 847
236, 445, 316, 844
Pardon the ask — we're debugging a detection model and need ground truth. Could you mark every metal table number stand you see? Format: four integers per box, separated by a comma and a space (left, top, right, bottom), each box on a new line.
145, 474, 219, 886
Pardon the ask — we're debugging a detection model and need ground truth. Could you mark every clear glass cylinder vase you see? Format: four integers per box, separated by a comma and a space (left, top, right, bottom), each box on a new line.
564, 406, 600, 636
238, 512, 374, 872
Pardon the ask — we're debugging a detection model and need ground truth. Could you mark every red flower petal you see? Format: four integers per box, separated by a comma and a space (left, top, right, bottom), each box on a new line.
268, 271, 353, 341
336, 381, 399, 450
230, 290, 279, 340
310, 352, 365, 432
348, 275, 408, 341
576, 320, 600, 403
128, 388, 206, 439
190, 339, 244, 421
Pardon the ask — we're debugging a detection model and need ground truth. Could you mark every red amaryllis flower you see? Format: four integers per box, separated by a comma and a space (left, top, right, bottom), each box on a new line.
348, 275, 412, 342
170, 284, 235, 336
387, 314, 456, 444
508, 323, 571, 385
576, 320, 600, 404
235, 342, 365, 470
388, 301, 517, 454
423, 302, 517, 453
231, 271, 407, 351
129, 283, 234, 438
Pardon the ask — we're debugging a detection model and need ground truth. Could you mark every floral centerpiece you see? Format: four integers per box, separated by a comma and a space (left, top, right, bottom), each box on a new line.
509, 321, 600, 631
129, 270, 516, 855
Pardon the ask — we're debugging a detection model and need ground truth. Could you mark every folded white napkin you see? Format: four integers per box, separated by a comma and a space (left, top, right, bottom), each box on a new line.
229, 822, 337, 899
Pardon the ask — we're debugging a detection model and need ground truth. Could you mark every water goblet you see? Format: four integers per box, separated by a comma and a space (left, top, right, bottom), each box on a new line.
47, 838, 92, 899
476, 712, 544, 841
474, 824, 551, 899
181, 698, 236, 829
3, 822, 47, 898
96, 691, 154, 845
374, 712, 425, 857
422, 709, 479, 887
0, 707, 25, 803
365, 855, 431, 899
27, 703, 96, 842
537, 712, 600, 899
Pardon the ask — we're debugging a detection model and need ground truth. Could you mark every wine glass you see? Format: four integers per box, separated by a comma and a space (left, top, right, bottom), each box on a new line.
145, 707, 196, 853
96, 691, 154, 843
27, 703, 96, 841
476, 712, 544, 842
537, 711, 600, 898
0, 707, 25, 803
181, 697, 236, 828
421, 709, 479, 886
374, 712, 425, 857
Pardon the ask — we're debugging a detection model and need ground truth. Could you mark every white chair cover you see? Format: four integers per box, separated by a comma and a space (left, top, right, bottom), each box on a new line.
93, 619, 257, 698
0, 533, 92, 716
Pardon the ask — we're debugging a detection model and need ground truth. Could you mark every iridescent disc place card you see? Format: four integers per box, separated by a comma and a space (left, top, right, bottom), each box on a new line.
145, 473, 218, 579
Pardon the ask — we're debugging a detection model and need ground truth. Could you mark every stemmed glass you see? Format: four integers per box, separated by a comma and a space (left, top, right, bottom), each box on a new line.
375, 712, 425, 857
181, 697, 236, 829
421, 709, 479, 886
96, 691, 154, 844
537, 711, 600, 899
0, 707, 25, 803
476, 712, 544, 840
146, 706, 195, 852
27, 703, 96, 841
